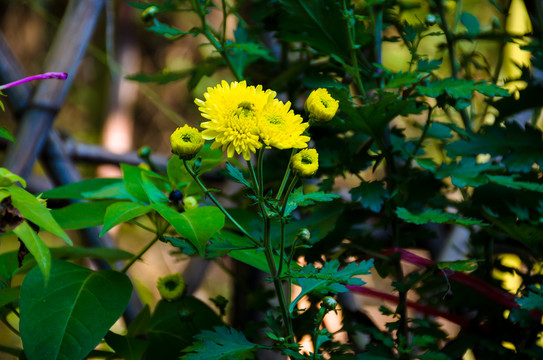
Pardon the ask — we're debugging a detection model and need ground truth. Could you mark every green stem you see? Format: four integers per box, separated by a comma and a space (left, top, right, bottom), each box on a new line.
129, 219, 156, 233
247, 159, 261, 196
411, 105, 434, 157
190, 0, 242, 81
121, 235, 160, 273
342, 0, 366, 98
280, 175, 299, 212
183, 160, 259, 245
276, 149, 296, 201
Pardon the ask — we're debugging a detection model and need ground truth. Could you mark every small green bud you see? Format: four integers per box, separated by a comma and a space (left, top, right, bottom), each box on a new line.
138, 146, 151, 158
157, 273, 186, 301
297, 228, 311, 242
141, 6, 160, 22
321, 296, 338, 312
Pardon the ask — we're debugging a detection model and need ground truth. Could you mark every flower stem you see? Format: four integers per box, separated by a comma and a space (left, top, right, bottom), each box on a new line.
121, 235, 160, 273
0, 72, 67, 91
276, 149, 296, 201
183, 160, 259, 246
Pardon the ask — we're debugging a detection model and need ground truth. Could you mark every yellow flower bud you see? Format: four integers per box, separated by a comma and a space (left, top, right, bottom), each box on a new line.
305, 88, 339, 123
170, 125, 205, 160
290, 149, 319, 177
157, 273, 186, 301
183, 196, 198, 210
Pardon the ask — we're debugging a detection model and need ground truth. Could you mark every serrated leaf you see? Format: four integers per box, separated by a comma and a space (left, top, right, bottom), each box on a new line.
225, 162, 250, 188
418, 78, 509, 99
350, 181, 388, 212
516, 285, 543, 311
434, 158, 502, 188
100, 202, 152, 236
284, 187, 340, 216
385, 71, 421, 89
181, 326, 260, 360
277, 0, 350, 61
0, 127, 15, 144
487, 175, 543, 192
9, 186, 72, 245
416, 59, 442, 73
396, 207, 486, 226
19, 260, 132, 360
288, 259, 374, 312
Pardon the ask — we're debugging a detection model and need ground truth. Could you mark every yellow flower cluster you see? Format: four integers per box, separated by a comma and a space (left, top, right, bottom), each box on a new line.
195, 81, 310, 160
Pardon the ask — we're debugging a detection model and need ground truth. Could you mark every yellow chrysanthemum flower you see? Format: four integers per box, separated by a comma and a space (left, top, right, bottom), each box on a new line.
305, 88, 339, 123
195, 80, 276, 160
258, 99, 310, 149
157, 273, 186, 301
290, 149, 319, 177
170, 125, 205, 160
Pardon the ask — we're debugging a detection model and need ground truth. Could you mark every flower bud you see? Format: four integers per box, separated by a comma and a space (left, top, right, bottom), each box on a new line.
290, 149, 319, 177
297, 228, 311, 242
321, 296, 338, 312
183, 196, 198, 210
141, 6, 160, 22
157, 273, 186, 301
170, 125, 205, 160
305, 88, 339, 123
138, 146, 151, 158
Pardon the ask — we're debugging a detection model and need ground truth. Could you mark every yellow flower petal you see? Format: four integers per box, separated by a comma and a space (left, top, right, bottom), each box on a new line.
291, 149, 319, 177
170, 125, 205, 160
305, 88, 339, 123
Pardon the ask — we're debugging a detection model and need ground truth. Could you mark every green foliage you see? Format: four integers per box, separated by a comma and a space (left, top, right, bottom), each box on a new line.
396, 208, 486, 226
288, 259, 374, 312
19, 260, 132, 360
350, 181, 388, 212
181, 326, 261, 360
516, 285, 543, 311
284, 187, 340, 216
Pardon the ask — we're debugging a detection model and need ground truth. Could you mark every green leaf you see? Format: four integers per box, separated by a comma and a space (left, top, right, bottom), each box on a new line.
181, 326, 260, 360
146, 21, 199, 40
19, 260, 132, 360
277, 0, 350, 61
437, 259, 482, 272
101, 202, 152, 236
418, 351, 452, 360
127, 305, 151, 337
396, 207, 486, 226
126, 68, 193, 84
0, 251, 18, 287
0, 287, 20, 308
0, 127, 16, 144
50, 246, 133, 263
9, 186, 72, 245
42, 178, 122, 199
434, 158, 502, 188
350, 181, 388, 212
284, 187, 340, 216
460, 12, 480, 35
12, 221, 51, 280
0, 168, 26, 187
141, 173, 169, 203
487, 175, 543, 192
104, 332, 148, 360
418, 78, 509, 99
225, 162, 250, 188
152, 204, 225, 256
51, 200, 115, 230
147, 297, 222, 359
122, 164, 151, 203
516, 285, 543, 311
288, 259, 374, 312
385, 71, 421, 89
